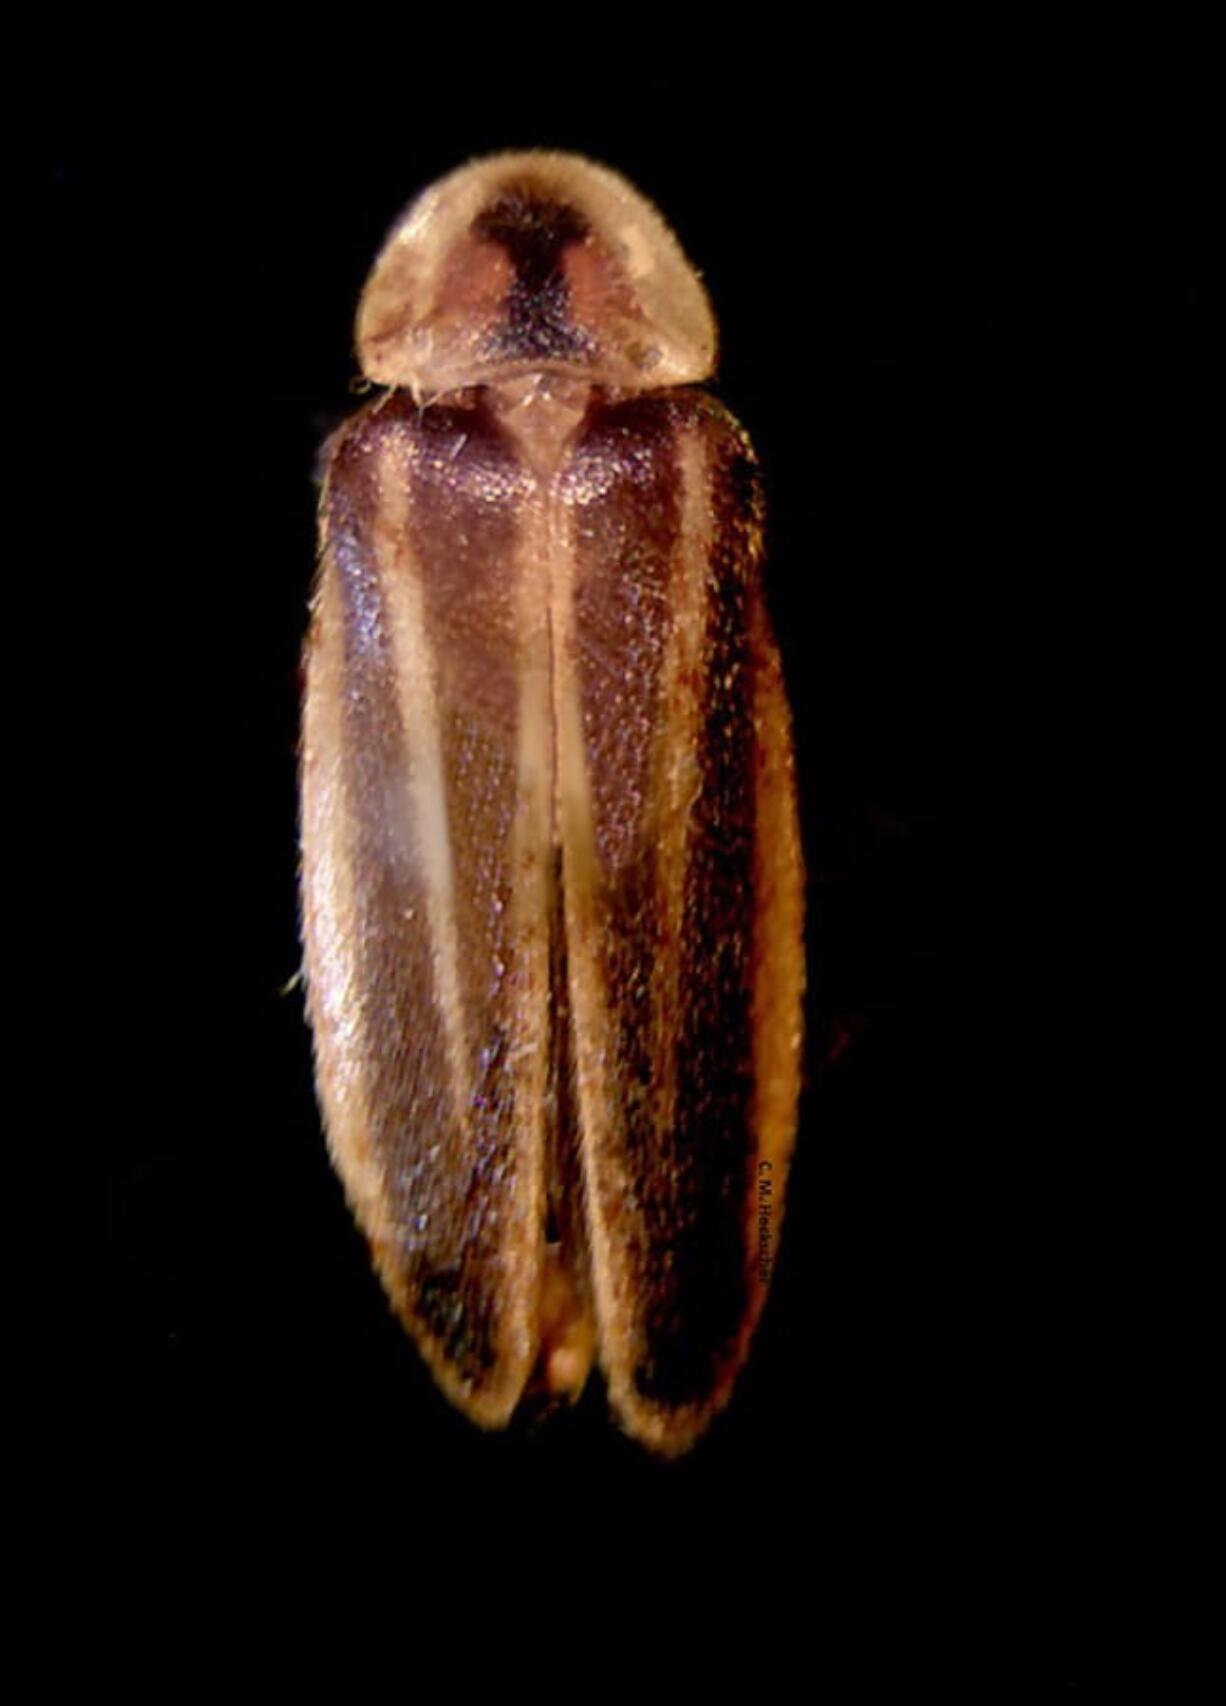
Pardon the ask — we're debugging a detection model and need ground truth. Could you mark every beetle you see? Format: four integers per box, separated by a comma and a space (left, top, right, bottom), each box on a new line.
300, 152, 804, 1454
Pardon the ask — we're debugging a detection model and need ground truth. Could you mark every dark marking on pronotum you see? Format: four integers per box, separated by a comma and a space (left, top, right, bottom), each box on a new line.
474, 186, 594, 363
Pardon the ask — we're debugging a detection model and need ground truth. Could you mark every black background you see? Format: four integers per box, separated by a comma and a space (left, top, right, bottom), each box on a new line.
40, 11, 1207, 1678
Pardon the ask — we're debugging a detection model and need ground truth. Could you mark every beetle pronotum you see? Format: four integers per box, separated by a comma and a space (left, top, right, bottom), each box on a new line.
300, 152, 804, 1455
